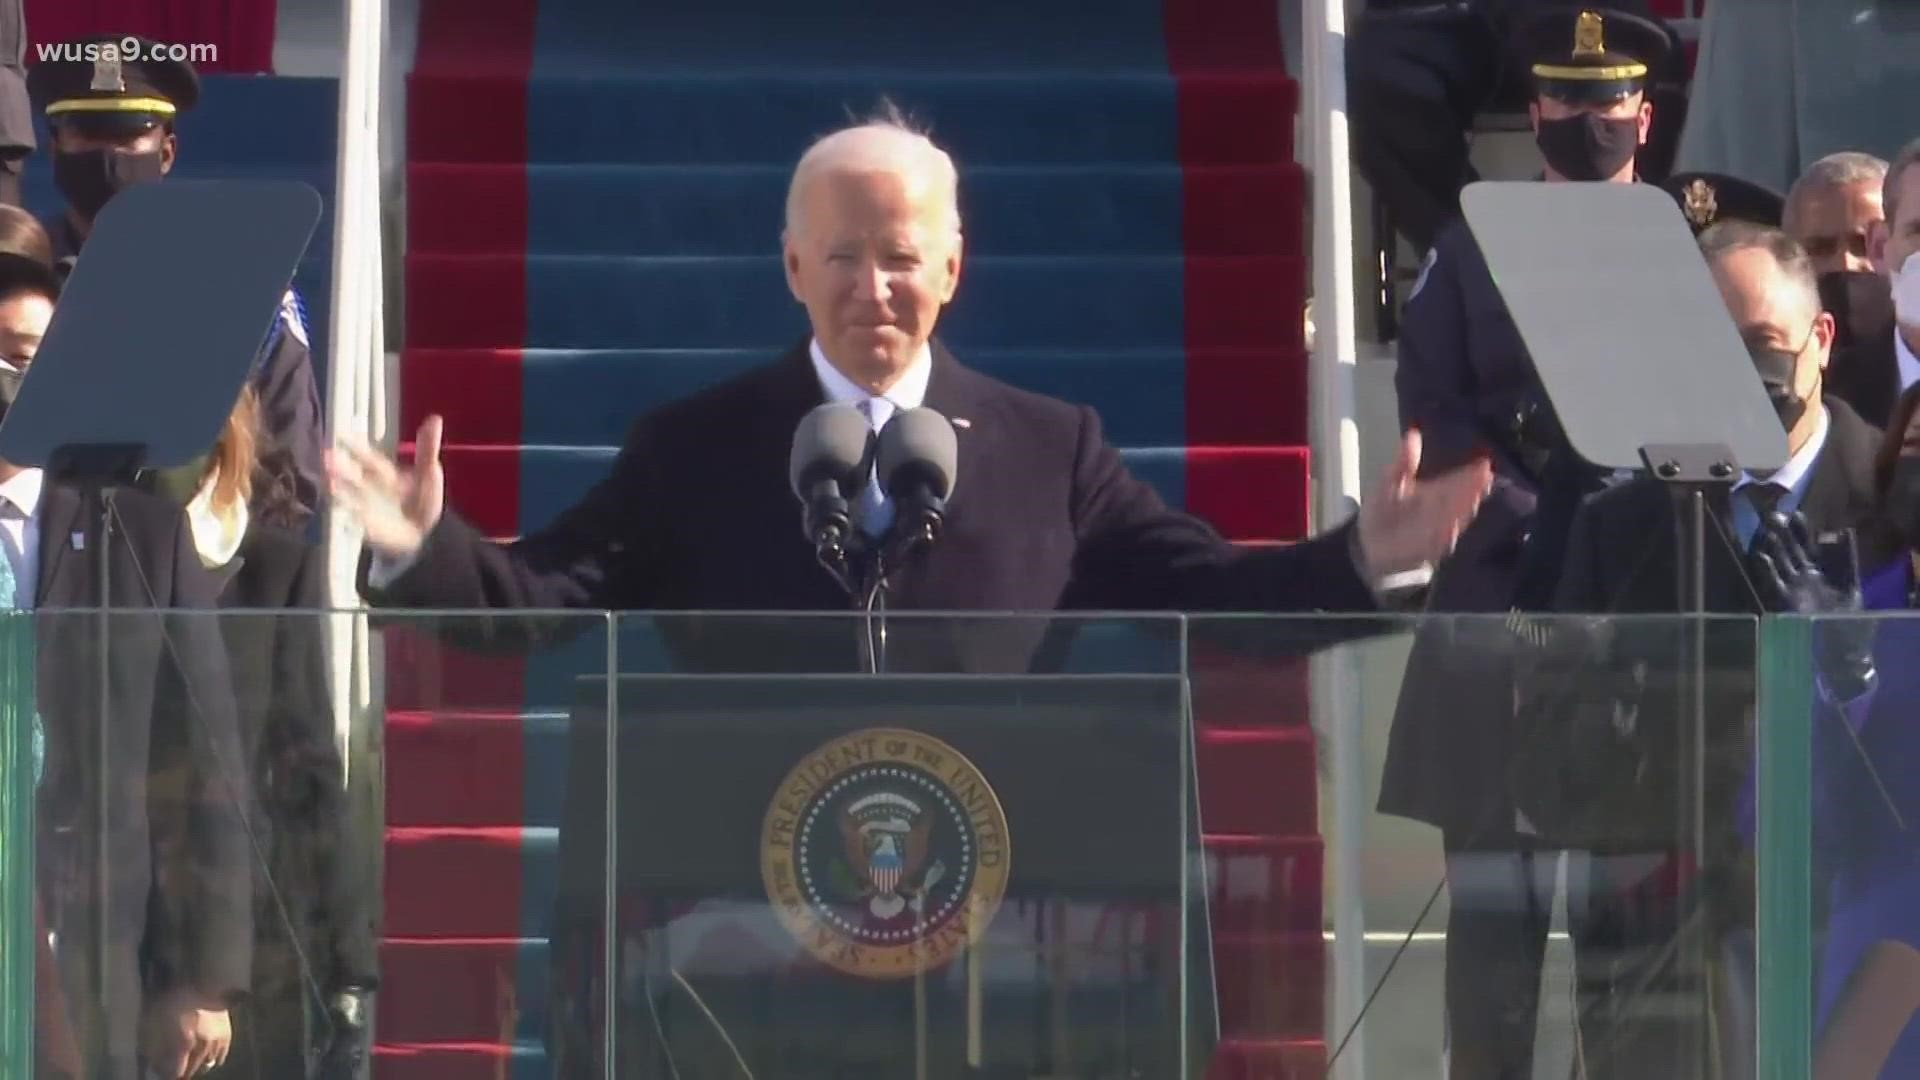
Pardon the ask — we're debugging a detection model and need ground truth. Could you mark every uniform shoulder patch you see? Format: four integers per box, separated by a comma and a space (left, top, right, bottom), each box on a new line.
1408, 247, 1439, 303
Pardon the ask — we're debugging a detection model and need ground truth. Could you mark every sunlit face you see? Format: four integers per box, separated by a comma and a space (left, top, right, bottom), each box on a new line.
782, 168, 962, 392
51, 121, 176, 173
1791, 181, 1882, 275
1872, 165, 1920, 281
1530, 90, 1652, 138
0, 291, 52, 371
1712, 246, 1834, 410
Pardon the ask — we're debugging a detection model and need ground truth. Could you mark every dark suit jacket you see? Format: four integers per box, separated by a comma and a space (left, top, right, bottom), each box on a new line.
1382, 401, 1881, 838
1510, 400, 1879, 851
31, 483, 250, 1077
368, 340, 1377, 672
215, 524, 377, 1008
1828, 331, 1902, 431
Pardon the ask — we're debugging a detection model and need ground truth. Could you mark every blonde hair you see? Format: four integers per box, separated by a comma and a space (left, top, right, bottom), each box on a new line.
206, 388, 259, 515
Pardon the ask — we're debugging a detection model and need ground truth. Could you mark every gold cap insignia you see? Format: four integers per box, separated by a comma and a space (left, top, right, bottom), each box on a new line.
89, 51, 126, 94
1574, 11, 1606, 58
1682, 178, 1718, 228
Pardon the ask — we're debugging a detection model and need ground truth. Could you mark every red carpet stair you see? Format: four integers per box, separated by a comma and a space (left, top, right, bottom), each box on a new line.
386, 0, 1322, 1075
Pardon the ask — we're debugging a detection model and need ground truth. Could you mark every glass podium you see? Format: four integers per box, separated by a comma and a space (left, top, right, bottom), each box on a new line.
0, 607, 1863, 1078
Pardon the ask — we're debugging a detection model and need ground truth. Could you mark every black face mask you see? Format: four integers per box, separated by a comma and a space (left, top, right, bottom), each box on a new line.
52, 148, 166, 221
1885, 456, 1920, 548
1817, 270, 1894, 350
1750, 329, 1822, 432
1535, 113, 1639, 182
0, 365, 20, 426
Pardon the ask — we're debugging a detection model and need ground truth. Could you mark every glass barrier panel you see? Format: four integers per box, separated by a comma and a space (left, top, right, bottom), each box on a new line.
0, 610, 28, 1076
1755, 610, 1920, 1080
22, 608, 613, 1080
1188, 612, 1761, 1080
607, 612, 1196, 1079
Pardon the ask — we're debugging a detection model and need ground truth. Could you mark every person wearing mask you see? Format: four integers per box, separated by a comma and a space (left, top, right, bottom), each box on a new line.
1828, 139, 1920, 430
1783, 151, 1892, 355
1737, 383, 1920, 1079
1510, 222, 1879, 1076
133, 390, 377, 1079
25, 36, 327, 530
1661, 169, 1784, 239
0, 251, 251, 1078
1377, 11, 1671, 1073
1346, 0, 1677, 258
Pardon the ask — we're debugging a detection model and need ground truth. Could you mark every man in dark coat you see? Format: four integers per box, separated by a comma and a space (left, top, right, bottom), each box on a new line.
330, 114, 1494, 1075
1506, 224, 1878, 1077
0, 252, 251, 1078
1828, 138, 1920, 430
26, 35, 327, 529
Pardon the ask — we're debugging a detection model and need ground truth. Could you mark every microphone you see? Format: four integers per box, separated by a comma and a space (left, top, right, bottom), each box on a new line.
875, 406, 958, 556
789, 403, 875, 585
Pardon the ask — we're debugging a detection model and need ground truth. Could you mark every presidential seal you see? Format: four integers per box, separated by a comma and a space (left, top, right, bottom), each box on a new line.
760, 728, 1010, 980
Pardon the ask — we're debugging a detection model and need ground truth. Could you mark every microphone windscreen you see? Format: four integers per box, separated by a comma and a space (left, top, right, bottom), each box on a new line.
876, 407, 958, 499
789, 403, 873, 498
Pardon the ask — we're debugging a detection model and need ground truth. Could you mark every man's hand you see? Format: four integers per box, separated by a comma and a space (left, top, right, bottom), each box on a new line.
328, 415, 446, 560
1755, 510, 1877, 699
1354, 429, 1493, 582
142, 991, 231, 1078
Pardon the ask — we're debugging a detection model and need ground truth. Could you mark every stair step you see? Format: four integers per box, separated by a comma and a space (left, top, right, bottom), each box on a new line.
411, 71, 1296, 166
379, 937, 551, 1048
405, 252, 1304, 352
430, 442, 1309, 541
1210, 932, 1325, 1039
410, 161, 1303, 258
1196, 730, 1317, 837
386, 704, 1322, 832
400, 346, 1307, 451
381, 821, 1320, 938
1207, 1038, 1330, 1079
372, 1041, 546, 1080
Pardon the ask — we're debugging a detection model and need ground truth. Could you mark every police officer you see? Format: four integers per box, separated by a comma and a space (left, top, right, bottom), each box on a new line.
1347, 0, 1675, 257
26, 35, 325, 530
1375, 10, 1676, 1078
1663, 170, 1786, 238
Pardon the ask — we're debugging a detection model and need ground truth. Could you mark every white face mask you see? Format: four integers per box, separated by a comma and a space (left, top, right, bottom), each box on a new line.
1894, 251, 1920, 329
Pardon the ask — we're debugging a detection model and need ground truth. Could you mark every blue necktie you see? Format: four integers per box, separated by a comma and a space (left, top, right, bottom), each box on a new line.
856, 398, 895, 537
0, 515, 42, 784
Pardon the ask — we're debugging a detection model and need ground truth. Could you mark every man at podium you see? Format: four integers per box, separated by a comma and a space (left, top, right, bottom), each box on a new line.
332, 117, 1492, 659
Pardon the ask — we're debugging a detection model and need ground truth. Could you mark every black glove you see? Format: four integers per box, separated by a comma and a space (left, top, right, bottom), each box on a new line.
1753, 511, 1877, 700
313, 988, 372, 1080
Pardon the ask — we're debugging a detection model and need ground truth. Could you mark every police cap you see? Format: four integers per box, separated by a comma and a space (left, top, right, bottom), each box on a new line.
1517, 7, 1671, 106
1662, 171, 1785, 236
27, 34, 200, 139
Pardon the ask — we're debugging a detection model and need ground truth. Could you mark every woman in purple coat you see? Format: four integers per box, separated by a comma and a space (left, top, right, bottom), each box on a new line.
1768, 382, 1920, 1077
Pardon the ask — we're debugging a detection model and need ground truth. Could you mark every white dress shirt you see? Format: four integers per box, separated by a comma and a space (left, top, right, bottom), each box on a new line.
808, 338, 932, 413
1895, 330, 1920, 397
1730, 404, 1829, 547
0, 467, 44, 609
184, 479, 248, 570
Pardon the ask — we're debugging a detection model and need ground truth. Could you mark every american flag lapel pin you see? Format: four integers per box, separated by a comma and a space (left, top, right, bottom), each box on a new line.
951, 417, 971, 430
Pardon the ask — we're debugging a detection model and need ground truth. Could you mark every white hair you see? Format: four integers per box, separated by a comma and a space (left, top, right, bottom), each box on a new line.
1784, 151, 1890, 231
783, 108, 962, 242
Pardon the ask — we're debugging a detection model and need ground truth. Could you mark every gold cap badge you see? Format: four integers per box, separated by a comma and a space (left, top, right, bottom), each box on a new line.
1682, 178, 1718, 228
1574, 11, 1606, 58
89, 50, 125, 94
